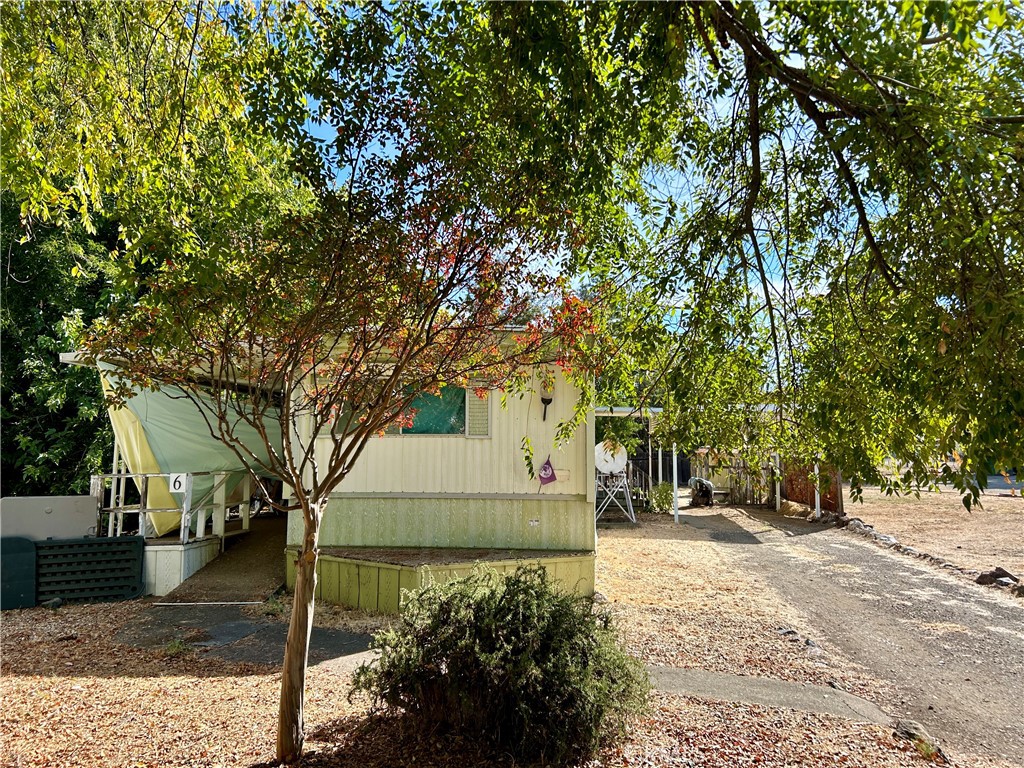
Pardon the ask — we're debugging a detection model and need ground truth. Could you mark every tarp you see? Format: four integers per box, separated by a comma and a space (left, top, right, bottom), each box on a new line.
99, 364, 283, 536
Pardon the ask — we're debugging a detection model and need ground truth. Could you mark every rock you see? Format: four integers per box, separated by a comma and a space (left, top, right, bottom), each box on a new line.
977, 567, 1019, 586
893, 719, 947, 762
592, 592, 609, 604
40, 598, 63, 609
846, 518, 866, 531
873, 533, 899, 547
777, 627, 798, 637
894, 719, 930, 742
781, 500, 813, 517
991, 567, 1019, 583
1011, 583, 1024, 598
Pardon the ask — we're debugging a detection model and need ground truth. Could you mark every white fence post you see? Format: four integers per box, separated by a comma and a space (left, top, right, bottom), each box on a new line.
775, 453, 781, 512
814, 460, 821, 520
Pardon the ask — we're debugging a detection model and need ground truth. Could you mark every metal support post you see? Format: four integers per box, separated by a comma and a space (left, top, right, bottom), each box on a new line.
646, 419, 653, 493
213, 472, 227, 546
240, 473, 252, 531
180, 474, 194, 544
138, 475, 149, 538
672, 442, 679, 524
814, 460, 821, 520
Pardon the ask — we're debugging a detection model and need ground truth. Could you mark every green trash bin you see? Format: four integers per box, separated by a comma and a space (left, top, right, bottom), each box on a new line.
1, 537, 37, 609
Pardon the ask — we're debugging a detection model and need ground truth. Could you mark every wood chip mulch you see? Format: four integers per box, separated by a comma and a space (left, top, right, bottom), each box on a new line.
4, 512, 1021, 768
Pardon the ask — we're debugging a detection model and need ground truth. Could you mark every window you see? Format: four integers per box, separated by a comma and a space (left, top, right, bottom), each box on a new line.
384, 384, 490, 436
402, 386, 467, 435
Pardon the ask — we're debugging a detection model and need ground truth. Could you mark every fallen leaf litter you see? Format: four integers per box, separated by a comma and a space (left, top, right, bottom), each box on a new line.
3, 510, 1019, 767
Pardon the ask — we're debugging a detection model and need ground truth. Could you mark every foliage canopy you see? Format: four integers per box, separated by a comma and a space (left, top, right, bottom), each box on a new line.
472, 1, 1024, 498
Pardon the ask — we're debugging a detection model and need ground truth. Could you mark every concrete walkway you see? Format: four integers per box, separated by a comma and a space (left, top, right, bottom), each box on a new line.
117, 599, 891, 726
649, 665, 889, 724
116, 603, 371, 666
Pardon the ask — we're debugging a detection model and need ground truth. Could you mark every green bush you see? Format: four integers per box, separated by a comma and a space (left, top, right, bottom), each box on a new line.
351, 566, 649, 764
648, 482, 676, 513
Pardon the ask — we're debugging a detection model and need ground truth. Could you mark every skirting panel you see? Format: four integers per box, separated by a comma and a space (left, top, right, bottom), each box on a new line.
284, 549, 595, 613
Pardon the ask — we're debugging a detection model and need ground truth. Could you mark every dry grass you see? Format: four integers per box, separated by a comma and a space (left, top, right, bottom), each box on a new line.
847, 487, 1024, 576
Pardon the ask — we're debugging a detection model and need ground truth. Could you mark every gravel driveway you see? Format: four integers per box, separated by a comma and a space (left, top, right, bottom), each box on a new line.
689, 506, 1024, 764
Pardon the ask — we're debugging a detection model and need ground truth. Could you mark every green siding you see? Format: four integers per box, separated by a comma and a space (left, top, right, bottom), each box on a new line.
357, 565, 379, 611
378, 567, 401, 613
340, 561, 359, 607
291, 496, 595, 551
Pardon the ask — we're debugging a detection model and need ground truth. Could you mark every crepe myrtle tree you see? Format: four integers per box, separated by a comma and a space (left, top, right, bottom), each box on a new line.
85, 145, 597, 763
3, 3, 596, 760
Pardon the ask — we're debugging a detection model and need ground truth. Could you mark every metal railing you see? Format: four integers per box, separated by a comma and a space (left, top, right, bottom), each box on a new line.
90, 471, 253, 546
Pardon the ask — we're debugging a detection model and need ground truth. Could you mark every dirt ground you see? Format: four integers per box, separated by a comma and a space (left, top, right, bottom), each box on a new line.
3, 507, 1021, 768
160, 516, 287, 604
845, 486, 1024, 577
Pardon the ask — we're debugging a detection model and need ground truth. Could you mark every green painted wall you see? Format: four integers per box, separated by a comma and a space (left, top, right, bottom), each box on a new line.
285, 549, 596, 613
288, 496, 596, 551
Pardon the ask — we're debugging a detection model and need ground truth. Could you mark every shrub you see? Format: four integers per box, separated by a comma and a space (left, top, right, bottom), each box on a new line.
163, 638, 191, 657
351, 566, 649, 764
649, 482, 676, 513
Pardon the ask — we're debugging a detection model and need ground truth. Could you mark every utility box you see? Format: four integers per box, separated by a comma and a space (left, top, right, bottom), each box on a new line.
0, 495, 97, 541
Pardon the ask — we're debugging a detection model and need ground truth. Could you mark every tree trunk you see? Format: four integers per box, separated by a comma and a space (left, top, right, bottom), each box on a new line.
276, 502, 323, 764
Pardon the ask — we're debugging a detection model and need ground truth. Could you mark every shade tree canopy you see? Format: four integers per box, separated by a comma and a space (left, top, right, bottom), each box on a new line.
474, 1, 1024, 496
4, 2, 601, 761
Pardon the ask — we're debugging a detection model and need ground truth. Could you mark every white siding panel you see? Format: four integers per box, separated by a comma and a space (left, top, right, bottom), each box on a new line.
309, 370, 589, 498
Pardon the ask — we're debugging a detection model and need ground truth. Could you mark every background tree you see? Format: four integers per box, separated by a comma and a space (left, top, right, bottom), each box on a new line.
5, 2, 597, 762
474, 1, 1024, 498
1, 196, 114, 494
2, 0, 300, 496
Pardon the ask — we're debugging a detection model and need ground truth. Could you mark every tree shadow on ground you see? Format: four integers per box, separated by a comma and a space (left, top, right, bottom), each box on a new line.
598, 511, 763, 545
738, 507, 836, 538
250, 713, 515, 768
